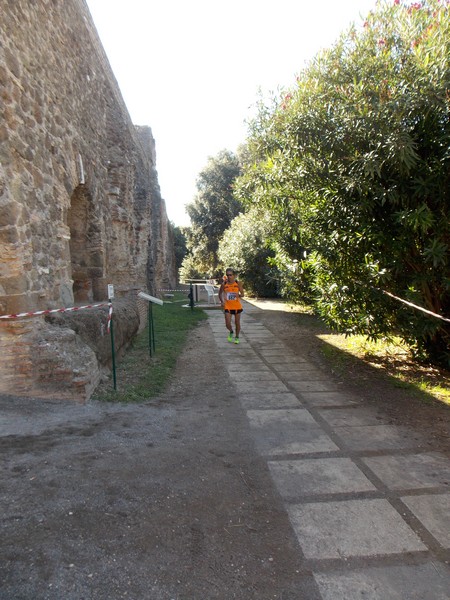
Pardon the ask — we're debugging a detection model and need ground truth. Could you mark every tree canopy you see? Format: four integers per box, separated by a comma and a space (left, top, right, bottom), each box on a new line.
183, 150, 243, 277
236, 0, 450, 365
172, 224, 188, 273
218, 208, 278, 296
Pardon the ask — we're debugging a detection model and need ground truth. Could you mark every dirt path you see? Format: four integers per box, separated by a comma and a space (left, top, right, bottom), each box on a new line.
1, 301, 449, 599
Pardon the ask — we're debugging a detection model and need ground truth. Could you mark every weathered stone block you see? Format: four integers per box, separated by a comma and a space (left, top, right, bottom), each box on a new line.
0, 201, 21, 227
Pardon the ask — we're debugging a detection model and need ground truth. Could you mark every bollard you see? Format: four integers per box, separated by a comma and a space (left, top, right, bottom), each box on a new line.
189, 282, 194, 310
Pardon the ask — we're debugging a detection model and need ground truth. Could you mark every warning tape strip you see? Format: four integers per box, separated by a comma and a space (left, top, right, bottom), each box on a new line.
380, 290, 450, 323
0, 302, 110, 321
156, 289, 189, 292
107, 303, 113, 333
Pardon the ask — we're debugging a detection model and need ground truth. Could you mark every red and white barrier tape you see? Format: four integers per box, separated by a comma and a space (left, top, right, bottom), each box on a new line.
0, 303, 110, 321
380, 290, 450, 323
107, 302, 113, 333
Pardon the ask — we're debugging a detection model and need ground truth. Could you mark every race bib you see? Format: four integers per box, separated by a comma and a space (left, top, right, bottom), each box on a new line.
227, 292, 237, 301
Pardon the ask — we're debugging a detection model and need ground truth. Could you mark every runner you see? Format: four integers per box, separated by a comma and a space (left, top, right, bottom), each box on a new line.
218, 268, 245, 344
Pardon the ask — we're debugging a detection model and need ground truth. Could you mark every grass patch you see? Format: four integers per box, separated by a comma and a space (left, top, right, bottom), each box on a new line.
92, 293, 207, 403
318, 333, 450, 406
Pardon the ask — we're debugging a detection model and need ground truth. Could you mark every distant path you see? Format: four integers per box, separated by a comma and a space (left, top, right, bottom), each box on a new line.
207, 300, 450, 599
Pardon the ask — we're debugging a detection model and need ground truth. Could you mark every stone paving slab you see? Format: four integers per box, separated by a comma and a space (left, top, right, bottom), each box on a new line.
289, 380, 338, 393
244, 337, 280, 342
225, 364, 272, 373
208, 309, 450, 598
221, 351, 259, 360
247, 409, 339, 455
273, 363, 322, 373
223, 359, 267, 369
314, 563, 450, 600
402, 493, 450, 548
237, 381, 289, 393
362, 453, 450, 490
257, 349, 292, 356
231, 371, 276, 382
247, 408, 319, 427
245, 331, 277, 336
268, 457, 376, 498
280, 370, 325, 382
333, 425, 422, 450
214, 342, 250, 350
300, 392, 361, 407
317, 407, 391, 427
288, 499, 427, 559
244, 338, 286, 342
244, 331, 278, 336
239, 392, 302, 410
244, 334, 278, 340
299, 391, 362, 406
257, 342, 285, 355
260, 356, 309, 364
213, 336, 250, 344
246, 342, 279, 348
224, 364, 268, 373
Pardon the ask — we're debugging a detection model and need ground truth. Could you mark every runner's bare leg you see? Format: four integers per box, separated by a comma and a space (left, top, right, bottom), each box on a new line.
235, 313, 241, 338
225, 312, 233, 334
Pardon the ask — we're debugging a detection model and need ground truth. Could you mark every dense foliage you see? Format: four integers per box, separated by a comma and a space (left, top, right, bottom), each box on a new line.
218, 208, 278, 296
236, 0, 450, 365
182, 150, 243, 278
172, 224, 188, 273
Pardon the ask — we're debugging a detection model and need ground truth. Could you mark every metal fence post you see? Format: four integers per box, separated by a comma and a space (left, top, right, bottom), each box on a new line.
109, 300, 117, 390
148, 301, 156, 356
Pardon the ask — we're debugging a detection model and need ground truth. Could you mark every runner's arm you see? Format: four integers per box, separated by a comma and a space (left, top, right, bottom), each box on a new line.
218, 284, 225, 305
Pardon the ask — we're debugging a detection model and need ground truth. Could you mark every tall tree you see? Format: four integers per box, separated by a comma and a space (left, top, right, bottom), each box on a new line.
218, 208, 278, 297
172, 224, 188, 273
184, 150, 243, 276
237, 0, 450, 366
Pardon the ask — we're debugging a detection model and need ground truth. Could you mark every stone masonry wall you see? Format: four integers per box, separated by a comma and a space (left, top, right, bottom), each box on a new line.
0, 0, 177, 401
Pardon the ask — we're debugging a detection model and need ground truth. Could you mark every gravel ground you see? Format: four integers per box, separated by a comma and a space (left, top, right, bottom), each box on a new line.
0, 319, 315, 599
1, 304, 448, 599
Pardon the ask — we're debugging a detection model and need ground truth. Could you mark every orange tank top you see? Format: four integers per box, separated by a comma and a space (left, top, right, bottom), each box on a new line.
223, 281, 242, 310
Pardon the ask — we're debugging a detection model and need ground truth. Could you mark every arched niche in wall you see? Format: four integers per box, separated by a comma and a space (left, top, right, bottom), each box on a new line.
67, 185, 104, 302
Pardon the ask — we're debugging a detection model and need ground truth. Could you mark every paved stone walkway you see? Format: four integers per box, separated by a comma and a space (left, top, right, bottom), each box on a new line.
207, 301, 450, 599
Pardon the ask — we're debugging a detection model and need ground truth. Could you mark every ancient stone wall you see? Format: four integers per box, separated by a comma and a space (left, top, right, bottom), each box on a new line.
0, 0, 177, 401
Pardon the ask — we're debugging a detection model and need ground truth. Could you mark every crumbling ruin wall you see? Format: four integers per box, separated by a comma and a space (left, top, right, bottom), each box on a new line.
0, 0, 176, 401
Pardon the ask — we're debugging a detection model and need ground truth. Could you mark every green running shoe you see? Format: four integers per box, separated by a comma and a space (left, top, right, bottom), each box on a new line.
227, 331, 233, 342
234, 337, 240, 344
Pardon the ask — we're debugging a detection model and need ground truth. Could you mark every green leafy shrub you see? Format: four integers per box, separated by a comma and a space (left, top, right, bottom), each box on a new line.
218, 209, 278, 297
237, 0, 450, 366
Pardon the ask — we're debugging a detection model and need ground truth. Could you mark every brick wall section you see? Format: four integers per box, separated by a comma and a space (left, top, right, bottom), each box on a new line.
0, 0, 176, 401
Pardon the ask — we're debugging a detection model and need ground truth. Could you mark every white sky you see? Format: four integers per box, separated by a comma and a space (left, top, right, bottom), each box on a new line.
85, 0, 378, 226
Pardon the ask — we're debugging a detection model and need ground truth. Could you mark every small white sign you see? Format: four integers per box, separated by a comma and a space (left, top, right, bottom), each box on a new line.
138, 292, 164, 306
107, 284, 114, 299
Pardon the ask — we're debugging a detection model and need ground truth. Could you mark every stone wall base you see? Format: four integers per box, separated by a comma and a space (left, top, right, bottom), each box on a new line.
0, 295, 144, 403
